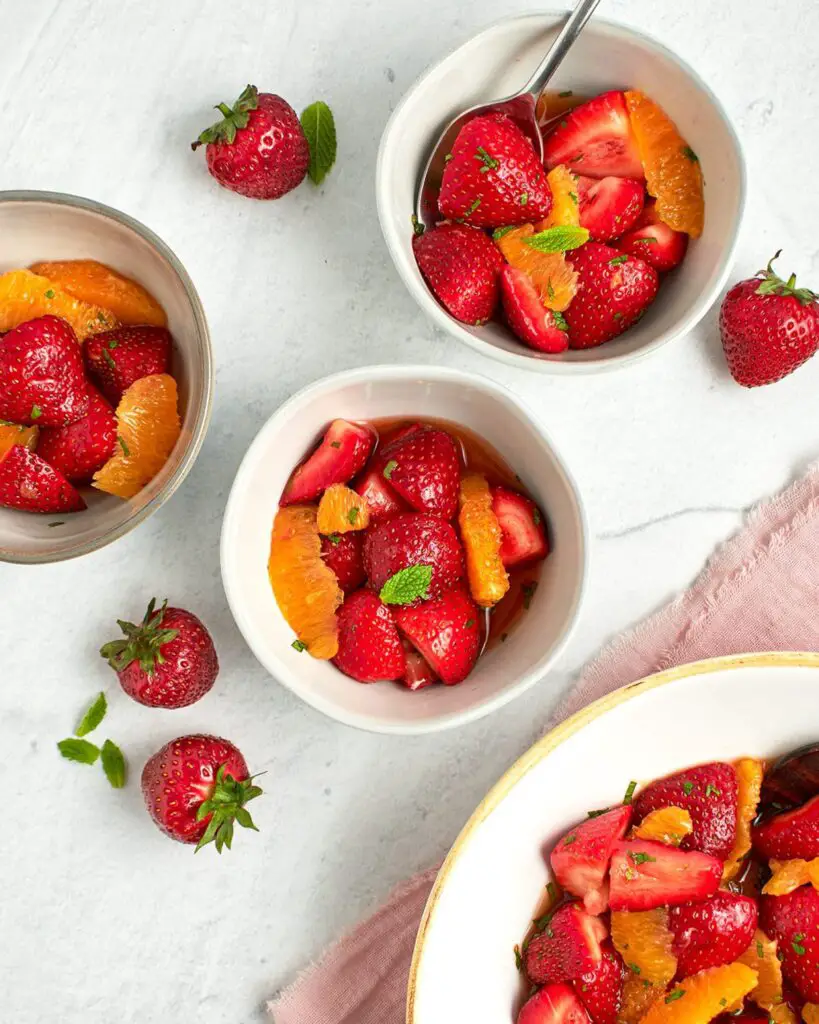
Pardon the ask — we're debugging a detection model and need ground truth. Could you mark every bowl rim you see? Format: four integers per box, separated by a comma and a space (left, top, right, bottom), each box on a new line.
220, 362, 590, 735
406, 649, 819, 1022
0, 188, 214, 565
375, 11, 748, 375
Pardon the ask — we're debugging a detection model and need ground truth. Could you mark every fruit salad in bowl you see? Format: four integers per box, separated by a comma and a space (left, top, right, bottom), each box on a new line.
377, 14, 745, 372
220, 365, 587, 733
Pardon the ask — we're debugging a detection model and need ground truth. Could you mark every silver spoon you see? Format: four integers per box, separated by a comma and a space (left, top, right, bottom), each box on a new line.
415, 0, 604, 226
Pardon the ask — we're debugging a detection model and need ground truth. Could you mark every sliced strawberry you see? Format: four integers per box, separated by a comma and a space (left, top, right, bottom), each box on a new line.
413, 221, 504, 326
574, 943, 626, 1024
518, 983, 590, 1024
669, 891, 758, 977
394, 586, 480, 685
332, 589, 406, 683
500, 266, 570, 353
0, 444, 86, 513
354, 465, 409, 524
608, 839, 722, 911
401, 640, 438, 690
543, 91, 644, 180
36, 386, 117, 482
577, 176, 644, 243
760, 885, 819, 1003
633, 762, 738, 859
281, 419, 375, 506
377, 426, 461, 519
614, 199, 688, 272
491, 486, 549, 567
320, 531, 366, 593
551, 806, 632, 915
753, 793, 819, 860
525, 902, 607, 985
363, 512, 464, 599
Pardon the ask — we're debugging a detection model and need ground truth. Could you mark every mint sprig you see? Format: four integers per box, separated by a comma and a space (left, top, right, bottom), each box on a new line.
524, 225, 589, 253
301, 101, 337, 185
379, 565, 433, 605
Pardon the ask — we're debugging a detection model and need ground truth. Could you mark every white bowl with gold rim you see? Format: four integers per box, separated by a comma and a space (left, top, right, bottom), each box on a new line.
408, 652, 819, 1023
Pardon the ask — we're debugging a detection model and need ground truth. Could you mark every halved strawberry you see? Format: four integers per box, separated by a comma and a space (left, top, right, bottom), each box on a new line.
413, 221, 504, 325
760, 885, 819, 1003
36, 386, 117, 482
0, 444, 86, 513
281, 419, 374, 505
574, 943, 626, 1024
551, 806, 632, 915
577, 176, 644, 243
333, 589, 406, 683
518, 983, 590, 1024
394, 585, 480, 685
491, 486, 549, 567
525, 902, 607, 985
353, 465, 409, 524
632, 762, 739, 859
753, 793, 819, 860
608, 839, 722, 911
377, 426, 461, 520
320, 531, 366, 593
363, 512, 464, 599
614, 200, 688, 272
500, 266, 570, 353
401, 640, 438, 690
543, 92, 644, 180
669, 891, 758, 977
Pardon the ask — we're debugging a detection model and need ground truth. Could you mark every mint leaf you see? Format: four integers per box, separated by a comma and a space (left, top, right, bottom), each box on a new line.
100, 739, 126, 788
30, 405, 42, 420
379, 565, 433, 605
383, 459, 398, 480
524, 225, 589, 253
608, 254, 629, 266
552, 310, 568, 332
75, 692, 107, 737
493, 225, 516, 241
57, 738, 100, 764
301, 101, 337, 185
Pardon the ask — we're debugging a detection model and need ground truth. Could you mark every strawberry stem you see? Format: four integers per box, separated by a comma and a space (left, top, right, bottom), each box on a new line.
756, 251, 818, 306
99, 598, 179, 675
194, 764, 264, 854
191, 84, 259, 150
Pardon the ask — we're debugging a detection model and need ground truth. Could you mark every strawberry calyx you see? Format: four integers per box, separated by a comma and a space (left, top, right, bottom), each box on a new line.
191, 84, 259, 150
99, 597, 179, 675
755, 250, 818, 306
195, 764, 264, 854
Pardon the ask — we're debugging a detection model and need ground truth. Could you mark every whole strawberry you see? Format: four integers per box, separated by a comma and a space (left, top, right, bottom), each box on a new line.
413, 222, 503, 325
192, 85, 310, 200
36, 386, 117, 482
0, 444, 86, 513
720, 252, 819, 387
142, 734, 262, 852
100, 598, 219, 709
84, 326, 171, 405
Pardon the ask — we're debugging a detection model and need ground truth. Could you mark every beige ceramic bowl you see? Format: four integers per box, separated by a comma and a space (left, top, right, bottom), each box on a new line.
0, 191, 213, 564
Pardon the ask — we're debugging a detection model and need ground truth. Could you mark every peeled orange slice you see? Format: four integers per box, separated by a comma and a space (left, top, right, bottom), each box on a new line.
0, 423, 38, 459
763, 858, 819, 896
317, 483, 370, 535
538, 165, 580, 229
93, 374, 180, 499
268, 505, 343, 659
30, 260, 167, 327
633, 806, 693, 847
0, 269, 117, 339
458, 473, 509, 608
723, 758, 764, 881
640, 963, 757, 1024
803, 1004, 819, 1024
494, 225, 578, 311
620, 976, 665, 1024
624, 90, 704, 238
611, 908, 677, 985
732, 929, 788, 1015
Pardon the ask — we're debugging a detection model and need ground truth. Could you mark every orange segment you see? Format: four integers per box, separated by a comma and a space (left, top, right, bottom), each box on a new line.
458, 473, 509, 608
30, 260, 167, 327
92, 374, 180, 499
495, 225, 578, 311
639, 964, 757, 1024
536, 90, 583, 129
611, 909, 677, 986
316, 483, 370, 535
624, 91, 704, 238
620, 976, 665, 1024
0, 269, 117, 339
733, 929, 786, 1014
633, 807, 693, 847
0, 423, 38, 459
538, 165, 580, 229
268, 505, 343, 659
763, 858, 819, 896
803, 1005, 819, 1024
723, 758, 764, 880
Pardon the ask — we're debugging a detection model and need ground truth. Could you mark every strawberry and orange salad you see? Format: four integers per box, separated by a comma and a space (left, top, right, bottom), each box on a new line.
268, 417, 549, 689
413, 89, 703, 353
0, 259, 181, 514
515, 757, 819, 1024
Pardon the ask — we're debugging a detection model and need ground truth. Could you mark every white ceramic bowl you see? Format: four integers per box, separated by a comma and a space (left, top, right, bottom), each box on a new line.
220, 365, 588, 734
376, 13, 746, 373
408, 652, 819, 1023
0, 191, 213, 564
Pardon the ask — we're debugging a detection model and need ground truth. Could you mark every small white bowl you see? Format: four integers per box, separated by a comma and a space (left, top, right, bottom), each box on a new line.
0, 191, 213, 563
376, 13, 746, 373
220, 365, 588, 735
408, 652, 819, 1024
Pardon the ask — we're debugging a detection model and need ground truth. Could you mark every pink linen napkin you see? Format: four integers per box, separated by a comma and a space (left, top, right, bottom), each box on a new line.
269, 462, 819, 1024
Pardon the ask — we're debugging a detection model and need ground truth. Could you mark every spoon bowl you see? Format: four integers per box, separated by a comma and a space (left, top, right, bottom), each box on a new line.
760, 742, 819, 813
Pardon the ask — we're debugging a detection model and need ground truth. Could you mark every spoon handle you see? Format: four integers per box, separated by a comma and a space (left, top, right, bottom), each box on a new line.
521, 0, 604, 99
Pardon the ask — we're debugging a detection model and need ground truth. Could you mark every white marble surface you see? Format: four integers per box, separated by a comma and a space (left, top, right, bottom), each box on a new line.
2, 1, 818, 1021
